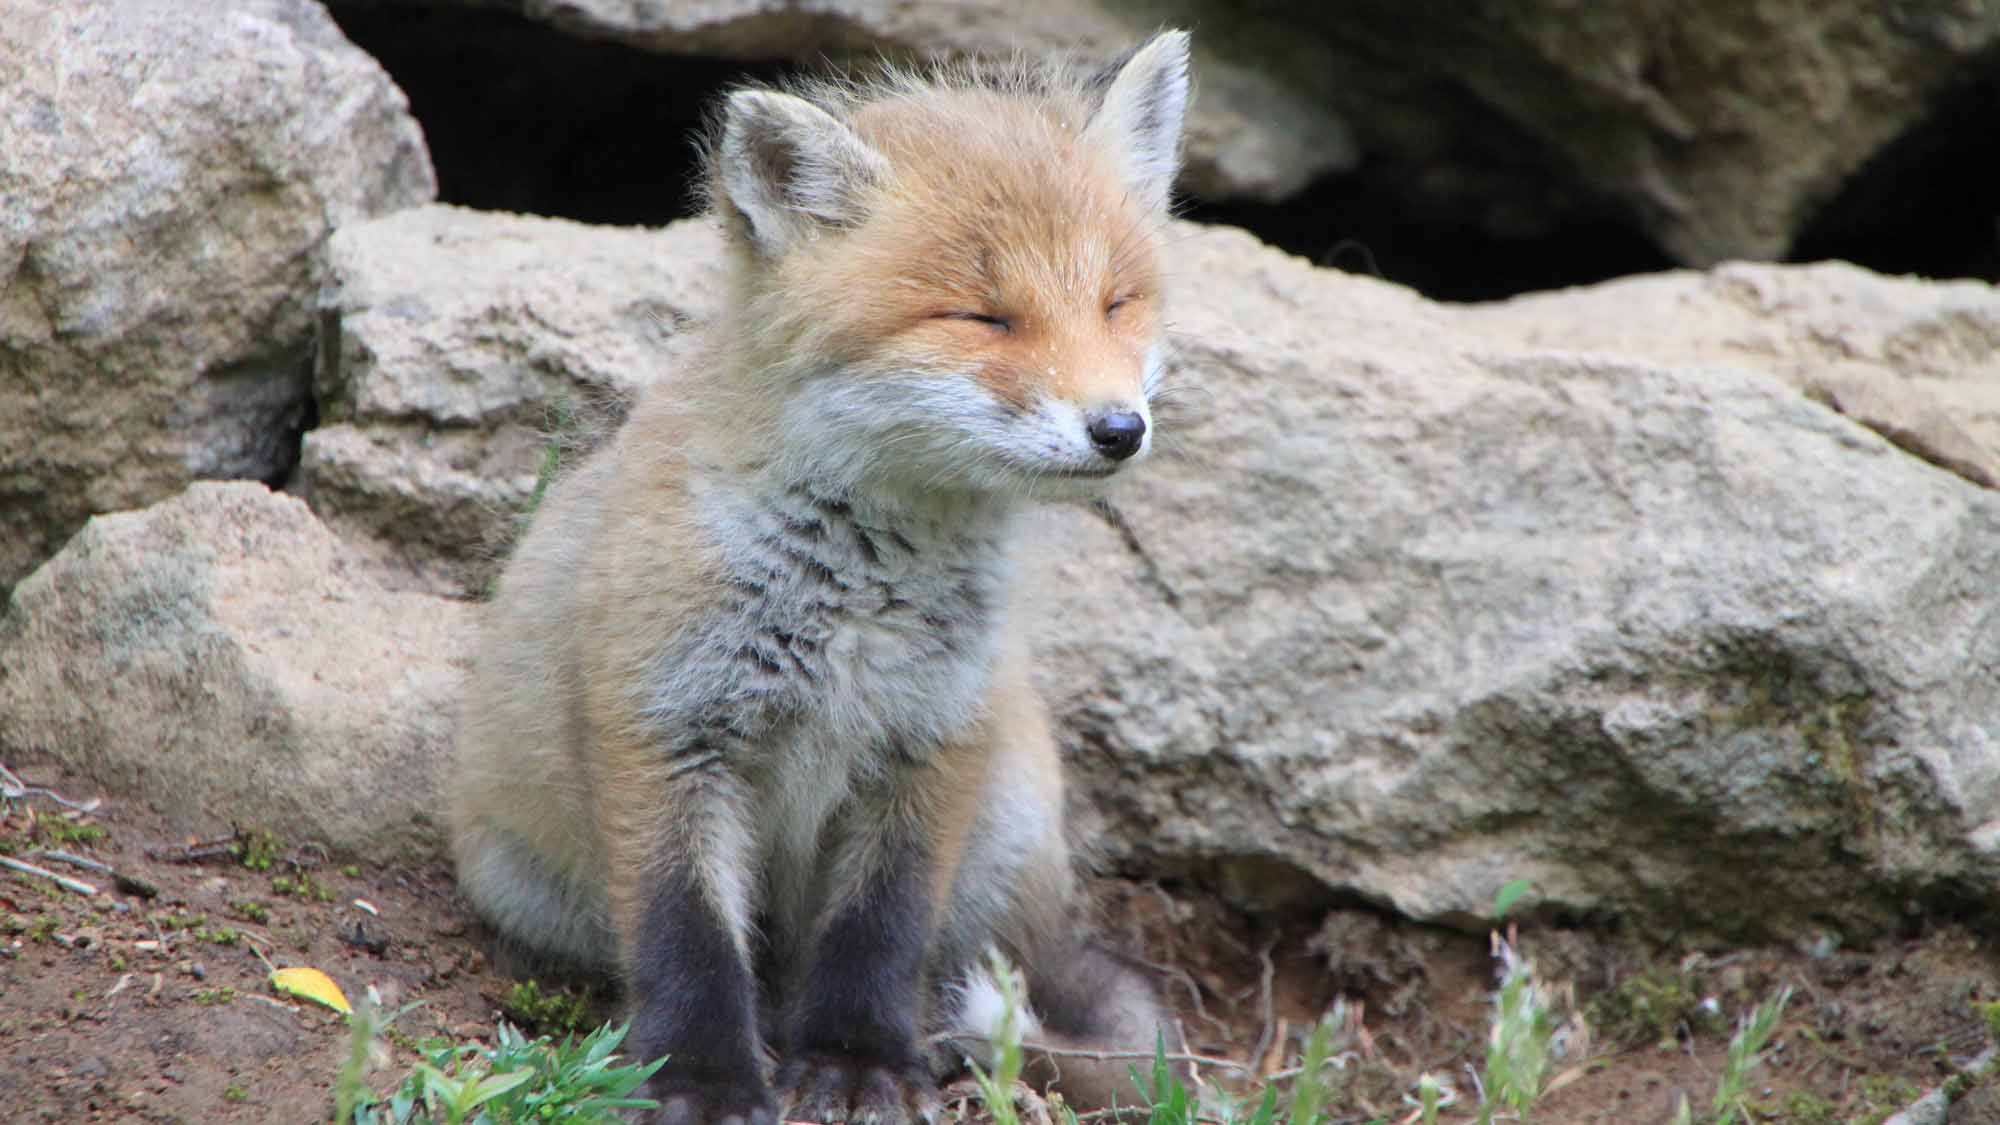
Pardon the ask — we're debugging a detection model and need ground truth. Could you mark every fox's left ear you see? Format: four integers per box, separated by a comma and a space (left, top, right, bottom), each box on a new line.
1085, 30, 1191, 214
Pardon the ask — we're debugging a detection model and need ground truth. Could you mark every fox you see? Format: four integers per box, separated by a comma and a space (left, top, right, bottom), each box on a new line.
445, 30, 1193, 1125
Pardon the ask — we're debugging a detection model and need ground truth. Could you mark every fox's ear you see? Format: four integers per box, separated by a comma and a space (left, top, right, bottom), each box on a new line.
1085, 30, 1191, 214
715, 90, 889, 256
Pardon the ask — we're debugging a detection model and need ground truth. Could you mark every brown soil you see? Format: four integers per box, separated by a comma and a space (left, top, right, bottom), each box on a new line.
3, 755, 1994, 1124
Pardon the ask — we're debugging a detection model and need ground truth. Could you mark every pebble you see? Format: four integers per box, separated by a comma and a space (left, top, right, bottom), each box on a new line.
73, 1057, 108, 1080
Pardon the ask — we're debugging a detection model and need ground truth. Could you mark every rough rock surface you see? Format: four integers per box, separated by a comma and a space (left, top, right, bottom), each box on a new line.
334, 0, 1999, 264
302, 205, 727, 590
1477, 263, 2000, 489
0, 483, 465, 864
1033, 226, 2000, 943
300, 206, 2000, 942
0, 0, 434, 595
1294, 0, 2000, 265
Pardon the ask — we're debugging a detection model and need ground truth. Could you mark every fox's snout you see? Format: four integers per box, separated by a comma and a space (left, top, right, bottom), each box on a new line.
1086, 409, 1146, 461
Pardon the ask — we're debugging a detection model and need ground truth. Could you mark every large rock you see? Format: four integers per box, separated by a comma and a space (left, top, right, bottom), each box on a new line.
0, 483, 466, 863
0, 0, 435, 595
119, 204, 2000, 942
332, 0, 1997, 265
1033, 226, 2000, 944
301, 205, 727, 590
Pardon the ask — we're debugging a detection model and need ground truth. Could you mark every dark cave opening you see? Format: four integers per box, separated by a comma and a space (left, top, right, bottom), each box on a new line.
331, 5, 2000, 302
1178, 174, 1677, 303
1791, 71, 2000, 284
331, 6, 782, 226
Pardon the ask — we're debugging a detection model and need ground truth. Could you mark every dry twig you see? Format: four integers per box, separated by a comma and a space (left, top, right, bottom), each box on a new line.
0, 763, 101, 813
0, 853, 97, 895
34, 848, 112, 874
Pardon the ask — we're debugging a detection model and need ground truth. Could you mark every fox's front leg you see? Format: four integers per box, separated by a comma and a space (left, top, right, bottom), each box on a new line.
774, 754, 973, 1125
608, 756, 776, 1125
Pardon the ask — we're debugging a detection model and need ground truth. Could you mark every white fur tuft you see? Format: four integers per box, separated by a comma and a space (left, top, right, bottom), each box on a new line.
949, 961, 1044, 1042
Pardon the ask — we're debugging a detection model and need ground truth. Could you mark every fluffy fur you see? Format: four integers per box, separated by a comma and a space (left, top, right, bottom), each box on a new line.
448, 31, 1194, 1125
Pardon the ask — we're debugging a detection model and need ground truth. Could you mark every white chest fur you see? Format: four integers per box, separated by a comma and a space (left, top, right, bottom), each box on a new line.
642, 479, 1016, 779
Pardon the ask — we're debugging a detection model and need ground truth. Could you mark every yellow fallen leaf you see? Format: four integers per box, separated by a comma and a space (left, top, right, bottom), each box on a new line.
268, 966, 351, 1014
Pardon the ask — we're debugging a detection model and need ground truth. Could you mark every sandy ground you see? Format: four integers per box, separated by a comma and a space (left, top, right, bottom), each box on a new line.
4, 753, 1995, 1124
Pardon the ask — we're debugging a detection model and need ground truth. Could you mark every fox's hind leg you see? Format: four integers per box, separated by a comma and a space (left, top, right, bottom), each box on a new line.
1014, 928, 1180, 1115
931, 656, 1181, 1117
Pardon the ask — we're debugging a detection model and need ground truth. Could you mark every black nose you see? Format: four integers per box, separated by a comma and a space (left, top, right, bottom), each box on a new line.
1086, 411, 1147, 461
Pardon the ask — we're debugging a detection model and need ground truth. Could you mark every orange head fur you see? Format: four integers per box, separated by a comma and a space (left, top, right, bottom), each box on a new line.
697, 32, 1191, 500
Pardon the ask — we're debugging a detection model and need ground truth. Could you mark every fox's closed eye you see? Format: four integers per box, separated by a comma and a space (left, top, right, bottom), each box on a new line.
935, 311, 1013, 333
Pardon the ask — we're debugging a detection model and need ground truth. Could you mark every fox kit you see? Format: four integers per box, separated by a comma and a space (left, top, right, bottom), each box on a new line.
447, 31, 1192, 1125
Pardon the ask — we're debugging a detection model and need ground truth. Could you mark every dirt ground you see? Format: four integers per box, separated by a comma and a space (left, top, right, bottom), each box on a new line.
4, 754, 1996, 1124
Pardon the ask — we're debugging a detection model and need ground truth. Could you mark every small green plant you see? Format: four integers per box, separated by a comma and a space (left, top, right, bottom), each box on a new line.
1856, 1074, 1921, 1113
233, 900, 270, 924
1277, 1017, 1337, 1125
950, 947, 1350, 1125
1476, 936, 1557, 1125
27, 914, 58, 943
1976, 998, 2000, 1042
1114, 1018, 1341, 1125
501, 979, 591, 1035
1415, 1073, 1448, 1125
271, 872, 336, 902
1680, 987, 1795, 1125
224, 1082, 249, 1102
196, 987, 240, 1006
338, 993, 665, 1125
40, 820, 106, 847
231, 828, 284, 871
965, 952, 1029, 1125
1493, 879, 1534, 920
1710, 986, 1790, 1125
342, 865, 363, 878
1595, 965, 1716, 1048
520, 400, 575, 529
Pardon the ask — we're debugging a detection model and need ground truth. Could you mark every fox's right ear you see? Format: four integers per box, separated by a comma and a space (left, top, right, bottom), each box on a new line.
714, 90, 890, 257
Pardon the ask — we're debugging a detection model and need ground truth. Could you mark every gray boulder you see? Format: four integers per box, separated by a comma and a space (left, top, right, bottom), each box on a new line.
301, 205, 727, 591
0, 0, 434, 595
0, 483, 465, 864
1034, 227, 2000, 944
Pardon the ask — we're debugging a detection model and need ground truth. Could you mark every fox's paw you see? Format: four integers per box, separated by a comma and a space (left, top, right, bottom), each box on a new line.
775, 1052, 940, 1125
632, 1071, 778, 1125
